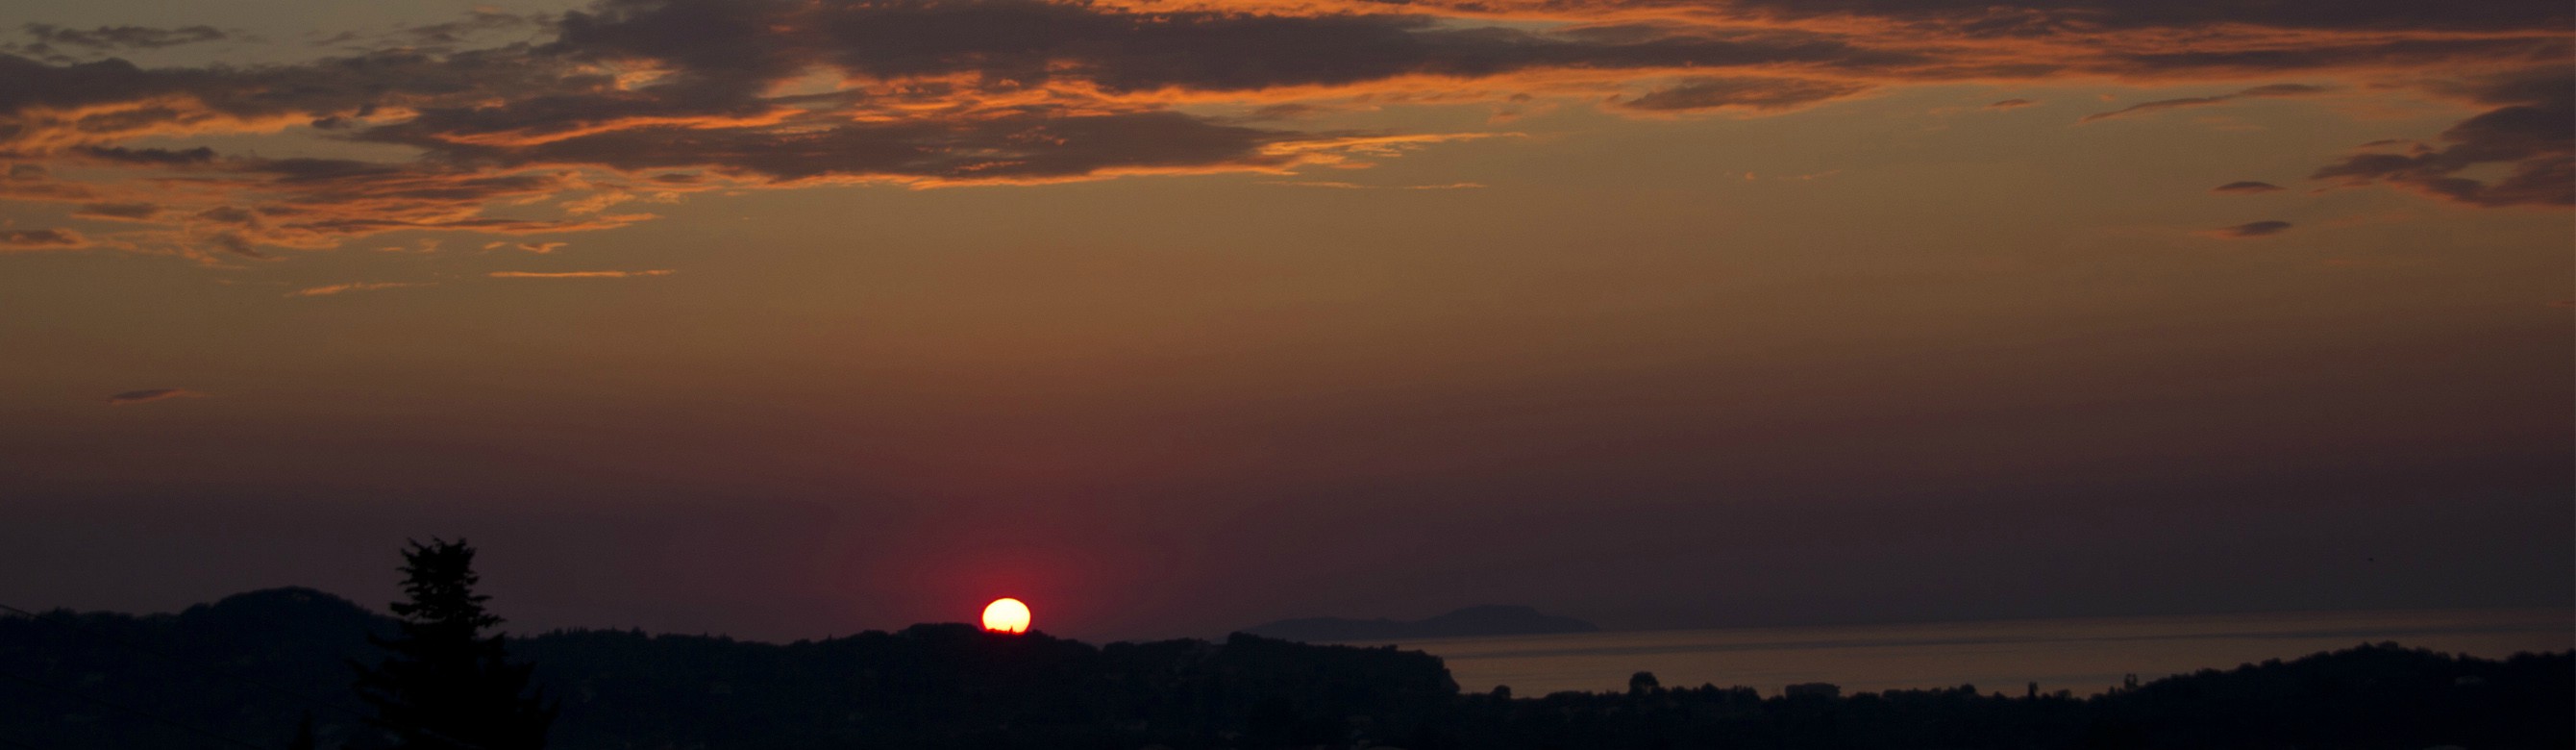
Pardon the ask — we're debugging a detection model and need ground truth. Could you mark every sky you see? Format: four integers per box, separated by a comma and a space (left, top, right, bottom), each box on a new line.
0, 0, 2567, 642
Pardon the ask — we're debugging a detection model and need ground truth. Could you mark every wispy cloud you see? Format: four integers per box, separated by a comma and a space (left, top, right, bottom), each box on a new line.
1985, 99, 2037, 110
2081, 85, 2331, 124
2308, 68, 2573, 208
487, 270, 674, 279
0, 228, 88, 250
22, 23, 227, 51
1615, 77, 1874, 114
1745, 170, 1843, 183
483, 240, 568, 253
2211, 181, 2286, 194
71, 202, 161, 221
106, 388, 205, 406
2199, 220, 2295, 238
1261, 181, 1486, 190
288, 281, 431, 297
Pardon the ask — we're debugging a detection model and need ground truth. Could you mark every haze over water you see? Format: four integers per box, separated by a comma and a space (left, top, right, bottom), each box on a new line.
1367, 609, 2572, 696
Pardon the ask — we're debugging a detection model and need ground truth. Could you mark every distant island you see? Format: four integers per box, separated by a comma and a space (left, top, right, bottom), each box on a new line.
1245, 604, 1599, 641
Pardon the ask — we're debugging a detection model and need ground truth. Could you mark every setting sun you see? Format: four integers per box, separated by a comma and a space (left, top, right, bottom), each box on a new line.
981, 598, 1030, 634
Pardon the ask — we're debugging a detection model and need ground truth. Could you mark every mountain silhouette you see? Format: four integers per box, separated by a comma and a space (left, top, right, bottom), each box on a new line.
1245, 605, 1599, 641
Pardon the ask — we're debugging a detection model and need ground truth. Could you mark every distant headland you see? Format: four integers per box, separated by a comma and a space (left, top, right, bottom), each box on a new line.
1245, 604, 1599, 641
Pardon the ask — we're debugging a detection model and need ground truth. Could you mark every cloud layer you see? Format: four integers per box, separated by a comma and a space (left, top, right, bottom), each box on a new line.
0, 0, 2565, 259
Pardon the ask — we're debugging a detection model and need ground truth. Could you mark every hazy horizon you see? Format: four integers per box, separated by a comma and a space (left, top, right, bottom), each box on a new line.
33, 582, 2575, 652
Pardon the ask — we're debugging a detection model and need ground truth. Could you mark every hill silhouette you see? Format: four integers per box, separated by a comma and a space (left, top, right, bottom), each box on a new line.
1, 588, 1455, 749
1245, 605, 1599, 641
2, 588, 2568, 749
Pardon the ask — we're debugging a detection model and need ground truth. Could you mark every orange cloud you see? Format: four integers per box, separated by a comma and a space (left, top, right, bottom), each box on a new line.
288, 282, 432, 297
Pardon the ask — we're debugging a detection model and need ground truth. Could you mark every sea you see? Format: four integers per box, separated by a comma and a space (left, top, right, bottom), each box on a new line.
1353, 608, 2572, 697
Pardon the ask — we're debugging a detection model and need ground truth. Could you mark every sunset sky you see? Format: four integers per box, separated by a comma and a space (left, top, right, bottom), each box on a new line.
1, 0, 2567, 641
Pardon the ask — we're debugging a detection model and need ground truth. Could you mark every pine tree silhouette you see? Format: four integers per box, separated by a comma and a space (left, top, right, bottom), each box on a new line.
352, 538, 556, 750
288, 711, 317, 750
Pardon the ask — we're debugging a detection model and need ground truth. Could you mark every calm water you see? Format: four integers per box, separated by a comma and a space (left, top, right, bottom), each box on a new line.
1360, 609, 2572, 696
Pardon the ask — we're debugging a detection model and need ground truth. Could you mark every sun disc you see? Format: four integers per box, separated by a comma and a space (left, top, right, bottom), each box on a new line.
981, 597, 1030, 634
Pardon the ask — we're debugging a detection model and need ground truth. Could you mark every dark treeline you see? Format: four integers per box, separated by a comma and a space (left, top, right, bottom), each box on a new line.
2, 586, 2568, 749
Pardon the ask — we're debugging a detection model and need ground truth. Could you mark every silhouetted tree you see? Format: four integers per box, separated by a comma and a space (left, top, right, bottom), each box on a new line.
1628, 671, 1660, 695
288, 712, 317, 750
353, 538, 555, 750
